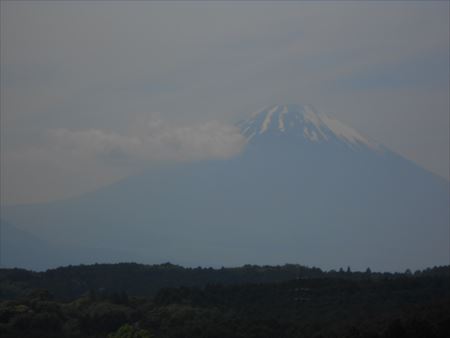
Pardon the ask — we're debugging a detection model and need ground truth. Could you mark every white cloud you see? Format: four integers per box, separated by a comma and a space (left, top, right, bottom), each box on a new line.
48, 114, 245, 165
1, 116, 245, 204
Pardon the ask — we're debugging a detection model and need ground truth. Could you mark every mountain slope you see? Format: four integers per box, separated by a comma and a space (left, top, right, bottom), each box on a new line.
2, 104, 448, 271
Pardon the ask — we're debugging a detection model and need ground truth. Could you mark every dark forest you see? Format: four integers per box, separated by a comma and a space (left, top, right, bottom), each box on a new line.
1, 263, 449, 338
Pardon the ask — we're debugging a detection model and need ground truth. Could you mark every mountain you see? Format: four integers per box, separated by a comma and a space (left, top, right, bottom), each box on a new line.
0, 221, 151, 271
238, 104, 378, 150
2, 104, 448, 271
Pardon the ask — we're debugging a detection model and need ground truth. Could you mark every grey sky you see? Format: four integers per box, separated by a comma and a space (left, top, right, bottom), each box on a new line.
1, 1, 449, 205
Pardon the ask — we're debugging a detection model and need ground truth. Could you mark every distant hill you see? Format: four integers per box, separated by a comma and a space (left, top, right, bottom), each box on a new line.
0, 262, 324, 300
1, 262, 448, 300
0, 221, 148, 271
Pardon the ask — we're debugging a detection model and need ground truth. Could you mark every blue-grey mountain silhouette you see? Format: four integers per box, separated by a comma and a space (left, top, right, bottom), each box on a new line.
2, 104, 448, 271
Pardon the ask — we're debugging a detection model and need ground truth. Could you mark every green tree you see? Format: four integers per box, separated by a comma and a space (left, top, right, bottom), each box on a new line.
108, 324, 153, 338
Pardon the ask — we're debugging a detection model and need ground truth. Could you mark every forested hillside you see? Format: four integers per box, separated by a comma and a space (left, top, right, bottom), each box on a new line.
0, 264, 449, 337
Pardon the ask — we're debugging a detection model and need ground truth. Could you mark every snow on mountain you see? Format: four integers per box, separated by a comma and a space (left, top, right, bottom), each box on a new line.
238, 104, 378, 150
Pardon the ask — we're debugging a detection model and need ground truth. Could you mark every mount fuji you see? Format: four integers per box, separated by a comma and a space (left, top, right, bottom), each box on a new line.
2, 104, 449, 271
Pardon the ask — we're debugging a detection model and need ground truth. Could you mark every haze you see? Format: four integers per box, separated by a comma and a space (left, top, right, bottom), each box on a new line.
1, 1, 449, 205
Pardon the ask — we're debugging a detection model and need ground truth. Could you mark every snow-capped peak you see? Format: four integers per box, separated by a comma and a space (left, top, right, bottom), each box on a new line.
238, 104, 379, 150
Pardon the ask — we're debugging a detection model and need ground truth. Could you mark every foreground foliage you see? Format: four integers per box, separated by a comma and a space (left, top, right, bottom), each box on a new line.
0, 264, 449, 337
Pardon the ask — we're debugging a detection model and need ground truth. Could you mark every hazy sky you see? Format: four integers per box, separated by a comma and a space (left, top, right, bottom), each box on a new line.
1, 1, 449, 205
